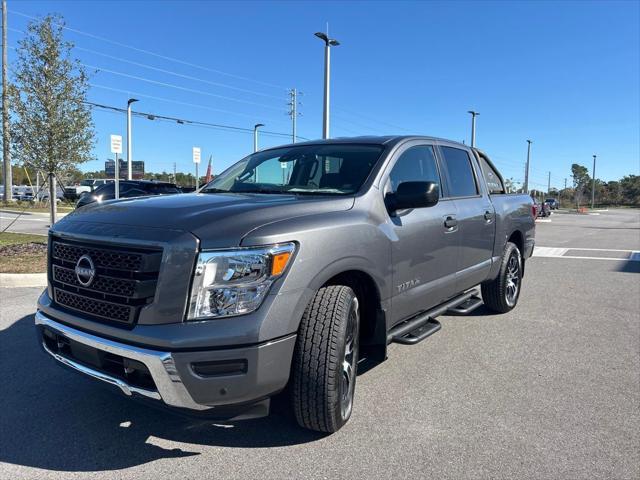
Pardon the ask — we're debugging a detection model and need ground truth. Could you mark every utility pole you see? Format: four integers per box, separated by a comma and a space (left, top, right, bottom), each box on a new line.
591, 154, 597, 209
2, 0, 12, 202
468, 110, 479, 147
173, 162, 177, 183
315, 29, 340, 139
547, 171, 551, 196
253, 123, 264, 152
126, 98, 138, 180
288, 88, 300, 143
524, 139, 532, 194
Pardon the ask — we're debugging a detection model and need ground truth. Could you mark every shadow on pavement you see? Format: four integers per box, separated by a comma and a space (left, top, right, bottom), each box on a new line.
0, 314, 324, 473
618, 261, 640, 273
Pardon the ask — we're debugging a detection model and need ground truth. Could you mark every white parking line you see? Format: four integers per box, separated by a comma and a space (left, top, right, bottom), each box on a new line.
533, 246, 640, 262
0, 215, 48, 222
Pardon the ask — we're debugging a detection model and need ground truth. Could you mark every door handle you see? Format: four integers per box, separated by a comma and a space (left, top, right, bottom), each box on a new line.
444, 216, 458, 229
484, 210, 494, 221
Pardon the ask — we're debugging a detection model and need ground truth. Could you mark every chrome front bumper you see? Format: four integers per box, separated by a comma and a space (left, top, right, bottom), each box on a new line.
35, 311, 210, 411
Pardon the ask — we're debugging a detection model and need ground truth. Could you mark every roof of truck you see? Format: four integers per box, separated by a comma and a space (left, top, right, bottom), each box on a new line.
262, 135, 470, 150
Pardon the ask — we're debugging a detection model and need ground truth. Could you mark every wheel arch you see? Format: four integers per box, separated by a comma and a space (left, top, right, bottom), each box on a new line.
507, 229, 526, 276
322, 269, 388, 363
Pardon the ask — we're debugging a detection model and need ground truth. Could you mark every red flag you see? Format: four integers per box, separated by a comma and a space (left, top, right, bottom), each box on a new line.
205, 155, 212, 183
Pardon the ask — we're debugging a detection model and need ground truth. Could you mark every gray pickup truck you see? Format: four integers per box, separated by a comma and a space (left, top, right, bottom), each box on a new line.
36, 136, 535, 433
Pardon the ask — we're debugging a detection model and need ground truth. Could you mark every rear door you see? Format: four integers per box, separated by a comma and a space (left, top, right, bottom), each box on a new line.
383, 142, 460, 324
437, 143, 496, 291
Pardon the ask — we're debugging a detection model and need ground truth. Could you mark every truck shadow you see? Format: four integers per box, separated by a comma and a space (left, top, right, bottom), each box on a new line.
0, 314, 325, 472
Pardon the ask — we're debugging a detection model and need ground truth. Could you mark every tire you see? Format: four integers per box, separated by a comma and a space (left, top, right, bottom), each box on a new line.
292, 285, 360, 433
481, 242, 523, 313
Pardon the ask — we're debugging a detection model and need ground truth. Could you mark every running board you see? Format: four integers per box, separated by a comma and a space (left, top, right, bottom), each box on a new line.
446, 294, 483, 315
387, 290, 476, 346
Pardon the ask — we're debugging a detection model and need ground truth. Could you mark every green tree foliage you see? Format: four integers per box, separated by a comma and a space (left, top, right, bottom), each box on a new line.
8, 15, 95, 176
619, 175, 640, 205
571, 164, 591, 207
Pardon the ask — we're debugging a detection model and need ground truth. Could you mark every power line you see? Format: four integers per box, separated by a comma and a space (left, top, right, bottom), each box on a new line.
75, 45, 284, 100
10, 9, 288, 90
90, 83, 290, 126
84, 101, 310, 141
82, 63, 284, 110
7, 37, 290, 125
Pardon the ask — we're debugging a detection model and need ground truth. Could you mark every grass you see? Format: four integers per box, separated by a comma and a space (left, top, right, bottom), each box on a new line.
0, 232, 48, 273
0, 200, 75, 214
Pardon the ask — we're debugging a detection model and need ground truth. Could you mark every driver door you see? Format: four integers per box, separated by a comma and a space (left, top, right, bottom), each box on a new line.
385, 143, 460, 325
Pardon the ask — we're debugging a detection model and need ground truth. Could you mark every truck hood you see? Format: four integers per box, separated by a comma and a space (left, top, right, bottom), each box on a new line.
56, 193, 355, 249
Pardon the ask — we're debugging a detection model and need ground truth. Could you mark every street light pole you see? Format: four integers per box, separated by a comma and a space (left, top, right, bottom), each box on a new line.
591, 154, 597, 209
468, 110, 479, 147
253, 123, 264, 152
524, 140, 532, 194
315, 31, 340, 139
2, 0, 12, 202
126, 98, 138, 180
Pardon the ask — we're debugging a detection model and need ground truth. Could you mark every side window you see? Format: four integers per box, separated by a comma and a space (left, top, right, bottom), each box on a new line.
96, 183, 114, 196
479, 157, 505, 194
388, 145, 440, 192
440, 146, 478, 197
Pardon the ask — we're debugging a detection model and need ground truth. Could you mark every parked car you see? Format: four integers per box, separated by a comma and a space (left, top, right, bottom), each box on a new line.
64, 179, 116, 201
534, 200, 551, 217
36, 136, 535, 433
545, 198, 559, 210
75, 180, 181, 208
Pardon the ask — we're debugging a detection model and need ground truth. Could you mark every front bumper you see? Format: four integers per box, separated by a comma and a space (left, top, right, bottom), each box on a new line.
35, 311, 296, 417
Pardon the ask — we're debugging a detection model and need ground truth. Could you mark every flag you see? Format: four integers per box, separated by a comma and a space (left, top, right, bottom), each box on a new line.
205, 155, 213, 183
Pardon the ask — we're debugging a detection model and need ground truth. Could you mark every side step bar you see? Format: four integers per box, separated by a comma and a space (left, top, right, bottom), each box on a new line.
446, 294, 483, 315
387, 290, 478, 346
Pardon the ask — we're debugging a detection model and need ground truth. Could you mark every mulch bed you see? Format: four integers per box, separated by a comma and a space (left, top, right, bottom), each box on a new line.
0, 242, 48, 256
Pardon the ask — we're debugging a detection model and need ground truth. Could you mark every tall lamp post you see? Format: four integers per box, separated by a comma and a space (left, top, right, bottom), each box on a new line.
253, 123, 264, 152
314, 31, 340, 139
524, 139, 532, 194
468, 110, 479, 147
126, 98, 138, 180
591, 154, 597, 209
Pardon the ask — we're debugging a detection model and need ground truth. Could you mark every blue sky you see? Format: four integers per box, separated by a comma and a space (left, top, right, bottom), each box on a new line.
6, 0, 639, 189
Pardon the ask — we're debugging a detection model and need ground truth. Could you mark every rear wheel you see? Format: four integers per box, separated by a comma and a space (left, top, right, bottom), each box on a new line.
482, 242, 522, 313
292, 285, 360, 433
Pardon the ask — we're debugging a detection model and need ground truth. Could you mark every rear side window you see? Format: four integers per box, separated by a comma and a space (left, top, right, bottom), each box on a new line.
479, 157, 505, 194
388, 145, 440, 192
440, 146, 478, 197
95, 183, 114, 196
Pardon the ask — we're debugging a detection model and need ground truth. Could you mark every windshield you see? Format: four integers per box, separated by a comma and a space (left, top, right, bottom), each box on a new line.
202, 144, 384, 195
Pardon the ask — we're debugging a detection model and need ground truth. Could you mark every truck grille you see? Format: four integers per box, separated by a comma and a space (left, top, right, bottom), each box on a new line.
49, 237, 162, 327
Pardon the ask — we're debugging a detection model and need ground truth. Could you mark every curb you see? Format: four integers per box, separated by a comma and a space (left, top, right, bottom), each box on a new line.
0, 273, 47, 288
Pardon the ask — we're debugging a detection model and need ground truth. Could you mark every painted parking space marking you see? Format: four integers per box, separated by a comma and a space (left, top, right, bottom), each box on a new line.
533, 246, 640, 262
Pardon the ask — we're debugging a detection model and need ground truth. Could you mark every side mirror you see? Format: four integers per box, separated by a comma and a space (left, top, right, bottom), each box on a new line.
386, 181, 439, 211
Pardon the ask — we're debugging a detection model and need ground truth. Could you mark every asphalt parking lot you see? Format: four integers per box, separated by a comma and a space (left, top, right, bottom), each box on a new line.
1, 208, 638, 480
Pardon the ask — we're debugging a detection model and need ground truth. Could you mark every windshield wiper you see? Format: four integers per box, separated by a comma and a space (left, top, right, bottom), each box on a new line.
201, 188, 232, 194
236, 187, 287, 194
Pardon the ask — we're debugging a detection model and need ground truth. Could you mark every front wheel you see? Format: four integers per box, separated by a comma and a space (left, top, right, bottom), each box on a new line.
481, 242, 523, 313
291, 285, 360, 433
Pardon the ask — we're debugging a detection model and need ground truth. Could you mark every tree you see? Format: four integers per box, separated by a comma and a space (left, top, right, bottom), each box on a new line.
504, 177, 517, 193
8, 14, 94, 221
571, 163, 590, 208
620, 175, 640, 206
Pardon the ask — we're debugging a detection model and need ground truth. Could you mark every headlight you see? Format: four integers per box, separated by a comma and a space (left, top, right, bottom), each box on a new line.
187, 242, 296, 320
